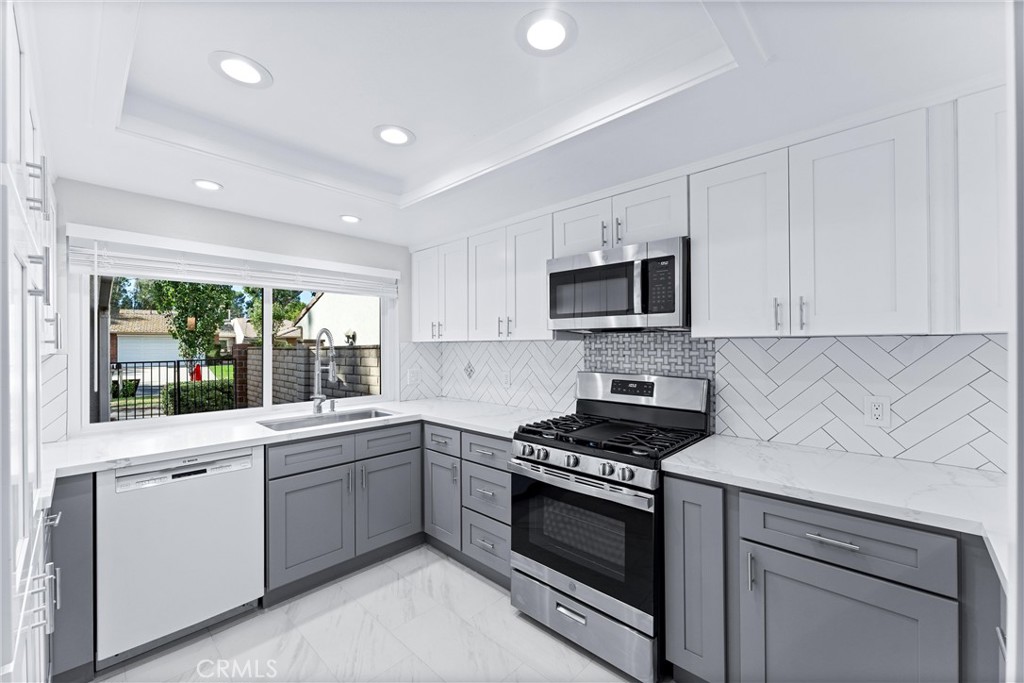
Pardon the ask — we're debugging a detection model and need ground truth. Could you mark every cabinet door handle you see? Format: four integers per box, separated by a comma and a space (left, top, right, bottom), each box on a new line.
615, 216, 622, 244
54, 567, 61, 610
773, 297, 781, 332
26, 156, 50, 221
451, 462, 459, 483
474, 487, 495, 497
497, 316, 503, 337
556, 603, 587, 626
799, 296, 807, 330
996, 626, 1007, 660
600, 220, 608, 246
506, 316, 512, 337
431, 322, 436, 339
804, 532, 860, 552
437, 321, 443, 338
361, 465, 366, 490
28, 250, 51, 306
747, 552, 755, 591
346, 470, 352, 494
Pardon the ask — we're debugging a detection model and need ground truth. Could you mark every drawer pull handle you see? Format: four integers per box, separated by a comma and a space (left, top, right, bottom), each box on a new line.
556, 603, 587, 626
474, 488, 495, 497
474, 448, 496, 456
475, 538, 495, 550
996, 626, 1007, 659
431, 436, 450, 445
805, 532, 860, 552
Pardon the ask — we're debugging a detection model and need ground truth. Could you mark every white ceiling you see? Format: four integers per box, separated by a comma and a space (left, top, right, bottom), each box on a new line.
28, 1, 1006, 248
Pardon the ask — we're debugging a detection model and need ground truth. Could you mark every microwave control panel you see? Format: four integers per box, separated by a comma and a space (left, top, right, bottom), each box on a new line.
644, 255, 676, 314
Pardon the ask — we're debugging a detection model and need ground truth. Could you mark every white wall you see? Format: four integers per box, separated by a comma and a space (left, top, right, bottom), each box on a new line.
300, 293, 381, 346
55, 179, 413, 340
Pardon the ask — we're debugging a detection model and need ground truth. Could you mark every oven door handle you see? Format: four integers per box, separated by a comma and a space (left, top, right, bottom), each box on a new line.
508, 459, 655, 512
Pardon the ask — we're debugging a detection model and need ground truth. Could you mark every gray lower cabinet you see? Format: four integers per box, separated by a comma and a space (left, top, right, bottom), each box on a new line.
664, 477, 725, 683
49, 474, 94, 683
739, 540, 959, 683
460, 460, 511, 524
423, 449, 461, 549
268, 464, 356, 589
355, 449, 422, 554
461, 508, 511, 578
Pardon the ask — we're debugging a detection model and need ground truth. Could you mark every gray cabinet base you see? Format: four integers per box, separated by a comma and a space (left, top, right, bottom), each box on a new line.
263, 534, 424, 607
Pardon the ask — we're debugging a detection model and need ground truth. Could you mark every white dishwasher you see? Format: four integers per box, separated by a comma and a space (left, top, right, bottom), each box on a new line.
96, 448, 264, 667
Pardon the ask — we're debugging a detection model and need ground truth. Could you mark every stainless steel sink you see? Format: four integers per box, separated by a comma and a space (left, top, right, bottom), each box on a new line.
258, 409, 396, 431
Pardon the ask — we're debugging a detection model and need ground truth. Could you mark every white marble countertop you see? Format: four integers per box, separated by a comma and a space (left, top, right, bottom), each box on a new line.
662, 435, 1011, 590
39, 398, 560, 507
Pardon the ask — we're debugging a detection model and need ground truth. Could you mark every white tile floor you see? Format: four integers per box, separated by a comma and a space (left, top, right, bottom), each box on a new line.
96, 545, 632, 683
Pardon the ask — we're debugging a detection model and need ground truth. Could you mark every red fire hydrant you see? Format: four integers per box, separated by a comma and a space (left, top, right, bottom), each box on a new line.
192, 364, 203, 381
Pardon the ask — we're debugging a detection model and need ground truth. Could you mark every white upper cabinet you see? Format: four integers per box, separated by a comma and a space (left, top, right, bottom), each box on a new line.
553, 198, 611, 257
610, 177, 688, 247
789, 110, 930, 336
957, 87, 1010, 333
410, 239, 467, 342
690, 150, 791, 338
505, 215, 553, 340
467, 227, 508, 340
552, 178, 688, 257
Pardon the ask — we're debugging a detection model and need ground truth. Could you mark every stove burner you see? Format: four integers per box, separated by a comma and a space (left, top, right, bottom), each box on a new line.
520, 414, 604, 439
518, 413, 705, 461
602, 425, 704, 458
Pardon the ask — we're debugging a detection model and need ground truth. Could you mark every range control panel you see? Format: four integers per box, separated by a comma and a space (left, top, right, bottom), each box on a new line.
610, 379, 655, 397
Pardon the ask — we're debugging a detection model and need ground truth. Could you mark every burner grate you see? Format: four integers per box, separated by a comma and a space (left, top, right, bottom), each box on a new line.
602, 425, 705, 459
518, 414, 606, 440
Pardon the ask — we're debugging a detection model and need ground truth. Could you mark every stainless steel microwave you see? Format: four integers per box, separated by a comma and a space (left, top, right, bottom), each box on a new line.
547, 237, 689, 332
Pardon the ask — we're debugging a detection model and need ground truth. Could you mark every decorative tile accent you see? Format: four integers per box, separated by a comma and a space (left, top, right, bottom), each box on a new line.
464, 362, 475, 379
400, 343, 442, 401
42, 354, 69, 443
715, 335, 1009, 473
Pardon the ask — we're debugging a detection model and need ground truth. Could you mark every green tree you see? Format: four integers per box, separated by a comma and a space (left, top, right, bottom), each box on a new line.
243, 288, 307, 344
109, 277, 135, 312
150, 281, 236, 364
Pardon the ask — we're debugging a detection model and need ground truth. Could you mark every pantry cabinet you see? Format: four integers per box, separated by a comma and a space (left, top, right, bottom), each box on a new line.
690, 150, 790, 338
789, 110, 929, 336
552, 177, 687, 257
957, 86, 1011, 333
411, 239, 467, 342
467, 215, 552, 341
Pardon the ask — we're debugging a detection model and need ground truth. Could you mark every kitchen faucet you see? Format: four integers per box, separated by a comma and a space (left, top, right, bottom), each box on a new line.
311, 328, 338, 414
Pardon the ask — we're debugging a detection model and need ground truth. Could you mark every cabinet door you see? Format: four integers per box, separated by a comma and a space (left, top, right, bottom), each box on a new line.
355, 449, 422, 555
611, 177, 688, 246
3, 0, 22, 165
664, 478, 725, 682
49, 474, 94, 680
411, 247, 439, 342
467, 227, 507, 340
789, 111, 929, 335
552, 198, 612, 257
739, 541, 958, 683
437, 239, 468, 341
505, 215, 553, 340
268, 464, 356, 589
690, 150, 790, 338
423, 450, 460, 550
958, 87, 1011, 333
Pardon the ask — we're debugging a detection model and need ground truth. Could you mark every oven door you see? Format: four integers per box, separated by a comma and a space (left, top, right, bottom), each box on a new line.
509, 460, 657, 632
547, 243, 646, 330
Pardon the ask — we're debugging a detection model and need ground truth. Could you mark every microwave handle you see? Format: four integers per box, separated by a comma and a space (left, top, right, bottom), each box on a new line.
634, 259, 644, 316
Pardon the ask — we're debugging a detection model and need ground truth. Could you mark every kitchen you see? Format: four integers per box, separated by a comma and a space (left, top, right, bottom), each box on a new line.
1, 2, 1022, 683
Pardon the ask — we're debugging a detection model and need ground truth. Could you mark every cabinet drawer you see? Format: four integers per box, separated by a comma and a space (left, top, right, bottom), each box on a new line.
739, 493, 958, 597
461, 432, 514, 469
461, 461, 511, 524
267, 434, 356, 479
462, 508, 510, 578
355, 424, 422, 460
423, 424, 459, 456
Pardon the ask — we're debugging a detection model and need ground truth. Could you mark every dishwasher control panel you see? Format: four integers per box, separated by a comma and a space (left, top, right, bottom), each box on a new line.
114, 454, 252, 493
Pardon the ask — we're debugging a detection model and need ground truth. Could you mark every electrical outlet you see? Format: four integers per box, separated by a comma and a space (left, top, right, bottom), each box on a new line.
406, 369, 421, 385
863, 396, 891, 428
501, 370, 512, 388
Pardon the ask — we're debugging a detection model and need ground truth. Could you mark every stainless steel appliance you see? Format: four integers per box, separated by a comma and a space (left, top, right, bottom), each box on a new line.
547, 237, 689, 332
95, 449, 264, 668
508, 373, 710, 683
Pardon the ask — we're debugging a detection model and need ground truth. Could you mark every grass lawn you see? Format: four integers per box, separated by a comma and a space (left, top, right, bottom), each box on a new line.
111, 396, 162, 408
210, 364, 235, 380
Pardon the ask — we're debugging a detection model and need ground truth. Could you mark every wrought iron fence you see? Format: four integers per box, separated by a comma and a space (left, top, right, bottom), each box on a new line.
108, 358, 237, 421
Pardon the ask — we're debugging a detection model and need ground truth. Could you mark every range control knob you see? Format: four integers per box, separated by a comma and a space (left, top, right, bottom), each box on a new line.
536, 447, 550, 461
564, 454, 580, 468
616, 467, 636, 482
599, 462, 616, 477
521, 444, 535, 457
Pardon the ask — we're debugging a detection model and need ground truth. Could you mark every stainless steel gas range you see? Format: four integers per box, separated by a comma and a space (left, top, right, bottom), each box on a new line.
507, 372, 710, 683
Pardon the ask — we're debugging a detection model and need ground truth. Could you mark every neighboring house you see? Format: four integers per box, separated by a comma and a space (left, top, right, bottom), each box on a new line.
281, 292, 381, 345
218, 317, 259, 352
109, 309, 182, 363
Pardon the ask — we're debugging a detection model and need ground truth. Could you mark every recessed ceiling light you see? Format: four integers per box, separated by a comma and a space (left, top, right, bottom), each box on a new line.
340, 215, 361, 224
374, 125, 416, 146
517, 10, 577, 56
208, 51, 273, 88
193, 179, 223, 192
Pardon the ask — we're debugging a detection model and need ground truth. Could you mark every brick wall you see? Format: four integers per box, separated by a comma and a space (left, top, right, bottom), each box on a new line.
244, 344, 380, 407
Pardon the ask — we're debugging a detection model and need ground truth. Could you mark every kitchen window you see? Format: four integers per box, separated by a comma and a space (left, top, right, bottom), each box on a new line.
65, 225, 399, 433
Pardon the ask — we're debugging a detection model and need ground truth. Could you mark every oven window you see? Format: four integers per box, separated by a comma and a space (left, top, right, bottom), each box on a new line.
548, 263, 635, 319
511, 476, 656, 615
